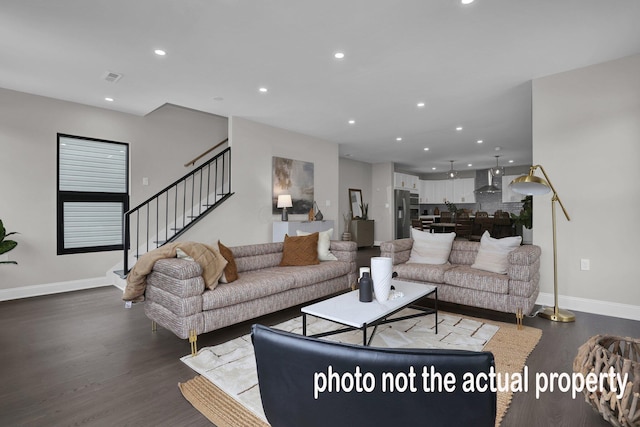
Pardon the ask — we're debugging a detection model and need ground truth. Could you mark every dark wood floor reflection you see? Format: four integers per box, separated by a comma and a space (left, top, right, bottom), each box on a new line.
0, 247, 637, 426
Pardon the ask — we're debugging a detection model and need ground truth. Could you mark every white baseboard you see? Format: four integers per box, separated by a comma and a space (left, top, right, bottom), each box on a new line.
536, 292, 640, 321
0, 277, 110, 301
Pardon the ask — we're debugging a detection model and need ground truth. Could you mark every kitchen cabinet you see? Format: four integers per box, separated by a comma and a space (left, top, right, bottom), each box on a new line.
418, 179, 434, 203
453, 178, 476, 203
502, 175, 523, 202
418, 178, 475, 204
394, 172, 419, 192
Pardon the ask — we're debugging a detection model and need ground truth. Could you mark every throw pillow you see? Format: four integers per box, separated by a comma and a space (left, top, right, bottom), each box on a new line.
296, 228, 338, 261
176, 242, 227, 290
279, 233, 320, 266
217, 240, 239, 283
408, 228, 456, 265
471, 231, 522, 274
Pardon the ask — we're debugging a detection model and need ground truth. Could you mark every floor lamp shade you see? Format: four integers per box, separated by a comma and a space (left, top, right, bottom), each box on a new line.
277, 195, 293, 221
510, 165, 574, 322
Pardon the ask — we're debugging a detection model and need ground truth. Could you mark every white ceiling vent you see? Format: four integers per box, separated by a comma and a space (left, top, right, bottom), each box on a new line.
102, 71, 123, 83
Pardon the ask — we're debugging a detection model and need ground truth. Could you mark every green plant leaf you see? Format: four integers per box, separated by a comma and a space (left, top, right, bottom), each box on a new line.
0, 240, 17, 255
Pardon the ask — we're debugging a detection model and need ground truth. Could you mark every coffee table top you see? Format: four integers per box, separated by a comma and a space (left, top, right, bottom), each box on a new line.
301, 279, 436, 328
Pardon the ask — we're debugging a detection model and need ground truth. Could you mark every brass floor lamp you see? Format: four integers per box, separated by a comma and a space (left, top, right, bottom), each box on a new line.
510, 165, 575, 322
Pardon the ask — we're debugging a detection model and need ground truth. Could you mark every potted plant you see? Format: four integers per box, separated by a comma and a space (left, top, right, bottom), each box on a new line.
359, 202, 369, 220
511, 196, 533, 244
0, 219, 19, 264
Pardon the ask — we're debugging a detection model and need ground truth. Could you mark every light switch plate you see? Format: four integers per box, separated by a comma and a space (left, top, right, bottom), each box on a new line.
580, 259, 590, 271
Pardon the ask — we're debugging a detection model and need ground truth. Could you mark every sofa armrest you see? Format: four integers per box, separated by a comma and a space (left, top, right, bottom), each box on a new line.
379, 238, 413, 265
148, 258, 206, 298
508, 244, 542, 265
329, 240, 357, 262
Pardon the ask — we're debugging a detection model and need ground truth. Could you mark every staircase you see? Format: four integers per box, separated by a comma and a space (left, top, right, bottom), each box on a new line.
115, 142, 233, 277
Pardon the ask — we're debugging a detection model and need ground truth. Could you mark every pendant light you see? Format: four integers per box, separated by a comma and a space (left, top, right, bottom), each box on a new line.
447, 160, 458, 179
490, 155, 505, 177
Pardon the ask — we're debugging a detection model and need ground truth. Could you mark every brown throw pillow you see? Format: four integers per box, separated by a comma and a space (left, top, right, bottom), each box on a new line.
279, 233, 320, 266
218, 240, 239, 283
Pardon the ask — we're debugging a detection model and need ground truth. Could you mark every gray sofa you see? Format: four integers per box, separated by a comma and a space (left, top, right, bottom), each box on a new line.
380, 238, 541, 316
143, 240, 357, 341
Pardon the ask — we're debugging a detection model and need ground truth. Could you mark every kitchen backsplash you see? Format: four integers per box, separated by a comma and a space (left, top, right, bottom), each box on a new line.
420, 169, 525, 216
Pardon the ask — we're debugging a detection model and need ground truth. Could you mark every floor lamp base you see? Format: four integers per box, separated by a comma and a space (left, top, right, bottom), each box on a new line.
538, 306, 576, 322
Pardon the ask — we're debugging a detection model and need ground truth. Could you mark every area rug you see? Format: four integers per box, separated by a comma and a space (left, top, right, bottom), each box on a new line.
179, 310, 542, 427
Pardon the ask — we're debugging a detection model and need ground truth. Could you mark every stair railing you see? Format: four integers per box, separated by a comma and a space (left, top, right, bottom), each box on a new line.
122, 145, 232, 274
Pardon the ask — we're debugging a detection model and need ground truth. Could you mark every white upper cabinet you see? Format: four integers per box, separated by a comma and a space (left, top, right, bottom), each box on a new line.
502, 175, 523, 202
394, 172, 419, 191
418, 178, 475, 204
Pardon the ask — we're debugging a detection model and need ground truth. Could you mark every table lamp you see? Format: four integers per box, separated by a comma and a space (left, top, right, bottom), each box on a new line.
510, 165, 574, 322
277, 195, 293, 221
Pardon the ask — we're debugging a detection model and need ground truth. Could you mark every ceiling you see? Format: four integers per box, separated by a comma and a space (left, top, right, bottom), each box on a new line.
2, 1, 640, 175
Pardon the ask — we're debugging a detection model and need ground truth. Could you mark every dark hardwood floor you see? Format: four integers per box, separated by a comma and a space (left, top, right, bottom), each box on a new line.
0, 247, 637, 426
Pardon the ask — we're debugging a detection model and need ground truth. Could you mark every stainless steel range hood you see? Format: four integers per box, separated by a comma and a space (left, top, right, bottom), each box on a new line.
474, 170, 502, 194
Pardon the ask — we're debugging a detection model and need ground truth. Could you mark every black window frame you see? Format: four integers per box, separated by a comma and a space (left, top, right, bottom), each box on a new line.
56, 133, 130, 255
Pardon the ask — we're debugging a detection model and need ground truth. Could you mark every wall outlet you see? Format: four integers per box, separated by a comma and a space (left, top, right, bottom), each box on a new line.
142, 177, 149, 186
580, 259, 590, 271
325, 200, 330, 207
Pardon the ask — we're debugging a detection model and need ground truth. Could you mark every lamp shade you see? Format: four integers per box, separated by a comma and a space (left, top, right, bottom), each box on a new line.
277, 194, 293, 208
510, 174, 551, 196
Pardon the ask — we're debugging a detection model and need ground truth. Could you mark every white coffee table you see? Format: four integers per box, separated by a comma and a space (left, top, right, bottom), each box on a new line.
301, 279, 437, 346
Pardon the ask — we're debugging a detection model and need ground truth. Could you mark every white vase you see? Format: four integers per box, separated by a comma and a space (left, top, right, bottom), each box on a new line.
522, 227, 533, 245
371, 256, 393, 303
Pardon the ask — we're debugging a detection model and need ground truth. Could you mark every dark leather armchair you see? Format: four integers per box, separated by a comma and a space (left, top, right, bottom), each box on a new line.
252, 324, 496, 427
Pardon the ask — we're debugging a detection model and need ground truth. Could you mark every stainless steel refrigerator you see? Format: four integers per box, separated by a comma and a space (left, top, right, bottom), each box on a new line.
394, 189, 411, 239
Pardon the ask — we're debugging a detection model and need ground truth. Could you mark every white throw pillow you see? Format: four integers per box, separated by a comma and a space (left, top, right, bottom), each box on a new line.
471, 231, 522, 274
296, 228, 338, 261
408, 228, 456, 265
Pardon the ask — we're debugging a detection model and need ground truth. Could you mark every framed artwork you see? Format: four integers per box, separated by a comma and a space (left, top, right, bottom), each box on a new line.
272, 156, 314, 214
349, 188, 363, 219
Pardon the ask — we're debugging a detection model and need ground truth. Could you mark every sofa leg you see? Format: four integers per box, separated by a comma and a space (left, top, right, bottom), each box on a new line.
151, 320, 157, 332
515, 308, 523, 330
189, 329, 198, 356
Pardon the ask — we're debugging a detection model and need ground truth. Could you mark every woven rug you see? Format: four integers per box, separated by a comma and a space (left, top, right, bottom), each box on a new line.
179, 310, 541, 427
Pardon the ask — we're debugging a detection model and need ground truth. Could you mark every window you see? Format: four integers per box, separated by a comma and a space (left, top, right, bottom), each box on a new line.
57, 134, 129, 254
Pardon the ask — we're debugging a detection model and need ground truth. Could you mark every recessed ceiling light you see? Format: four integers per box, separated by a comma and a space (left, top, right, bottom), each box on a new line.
105, 97, 114, 102
456, 126, 463, 131
154, 49, 166, 56
259, 87, 268, 93
334, 52, 345, 59
417, 102, 425, 108
432, 167, 437, 170
461, 0, 474, 4
396, 137, 403, 142
348, 119, 355, 125
423, 147, 429, 151
508, 159, 514, 163
495, 146, 502, 151
468, 163, 473, 167
477, 139, 483, 144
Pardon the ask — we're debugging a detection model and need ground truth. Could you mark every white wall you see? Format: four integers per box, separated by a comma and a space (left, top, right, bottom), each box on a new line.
371, 162, 394, 244
180, 117, 340, 246
338, 158, 372, 235
0, 87, 227, 291
532, 54, 640, 318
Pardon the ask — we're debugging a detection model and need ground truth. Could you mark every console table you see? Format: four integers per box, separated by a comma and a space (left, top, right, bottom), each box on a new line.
351, 219, 374, 247
272, 220, 335, 242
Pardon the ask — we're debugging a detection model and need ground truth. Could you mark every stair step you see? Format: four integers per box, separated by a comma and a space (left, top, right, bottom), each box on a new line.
113, 270, 127, 279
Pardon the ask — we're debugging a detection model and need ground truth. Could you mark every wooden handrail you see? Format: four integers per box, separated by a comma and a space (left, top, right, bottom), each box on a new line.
184, 138, 229, 167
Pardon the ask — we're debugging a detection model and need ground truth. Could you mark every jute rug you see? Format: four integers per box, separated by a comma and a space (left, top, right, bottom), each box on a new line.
179, 310, 541, 427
